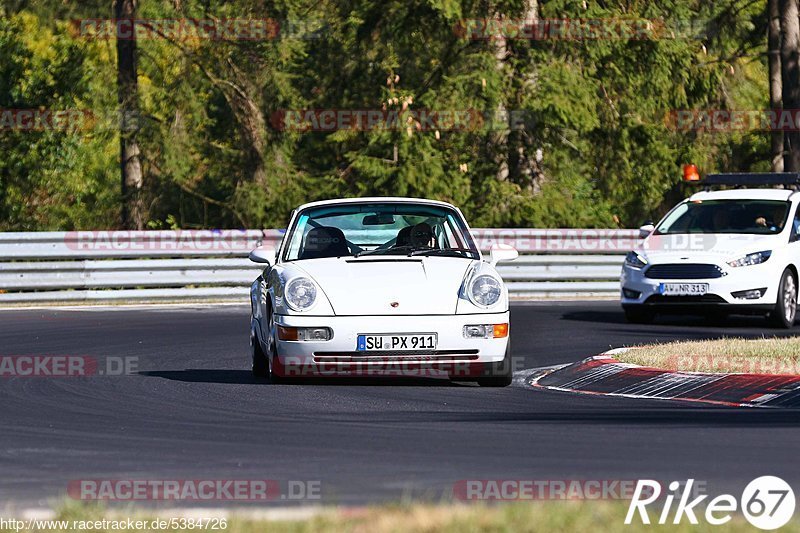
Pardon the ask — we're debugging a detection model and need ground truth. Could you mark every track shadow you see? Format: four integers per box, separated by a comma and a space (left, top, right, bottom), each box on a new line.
561, 309, 629, 325
140, 369, 259, 384
573, 326, 795, 343
140, 369, 466, 387
362, 407, 800, 426
562, 309, 777, 329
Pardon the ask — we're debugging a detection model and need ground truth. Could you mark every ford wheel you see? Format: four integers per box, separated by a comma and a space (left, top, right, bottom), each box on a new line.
770, 268, 797, 329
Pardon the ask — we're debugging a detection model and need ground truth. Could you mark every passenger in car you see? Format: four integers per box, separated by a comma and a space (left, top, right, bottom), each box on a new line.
394, 226, 413, 248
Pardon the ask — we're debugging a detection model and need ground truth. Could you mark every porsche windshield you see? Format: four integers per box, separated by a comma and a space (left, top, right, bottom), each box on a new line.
656, 199, 791, 235
283, 203, 480, 261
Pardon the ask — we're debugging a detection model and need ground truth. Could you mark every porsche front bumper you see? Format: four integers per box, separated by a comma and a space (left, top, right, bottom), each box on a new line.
271, 312, 510, 378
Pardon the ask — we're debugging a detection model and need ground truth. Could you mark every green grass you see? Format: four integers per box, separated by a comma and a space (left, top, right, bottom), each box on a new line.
2, 501, 799, 533
616, 336, 800, 374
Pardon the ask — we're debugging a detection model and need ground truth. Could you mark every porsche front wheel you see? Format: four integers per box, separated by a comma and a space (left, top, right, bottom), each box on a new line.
251, 335, 268, 378
265, 311, 288, 383
477, 343, 513, 388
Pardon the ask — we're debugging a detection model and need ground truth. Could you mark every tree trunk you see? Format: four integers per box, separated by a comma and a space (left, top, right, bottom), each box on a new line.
493, 0, 543, 190
115, 0, 145, 229
508, 0, 544, 192
770, 0, 784, 172
492, 14, 510, 182
780, 0, 800, 172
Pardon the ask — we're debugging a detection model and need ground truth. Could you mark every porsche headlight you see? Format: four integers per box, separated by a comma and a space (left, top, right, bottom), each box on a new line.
727, 250, 772, 268
625, 251, 648, 269
468, 274, 502, 308
285, 277, 317, 311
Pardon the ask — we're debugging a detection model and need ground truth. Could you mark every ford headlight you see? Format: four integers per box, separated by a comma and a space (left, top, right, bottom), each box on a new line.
625, 251, 648, 269
727, 250, 772, 268
468, 275, 502, 308
285, 277, 317, 311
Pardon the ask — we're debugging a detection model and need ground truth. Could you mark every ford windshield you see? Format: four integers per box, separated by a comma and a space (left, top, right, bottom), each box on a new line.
656, 200, 791, 235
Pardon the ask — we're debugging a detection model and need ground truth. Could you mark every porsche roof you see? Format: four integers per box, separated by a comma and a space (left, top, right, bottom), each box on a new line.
294, 197, 459, 212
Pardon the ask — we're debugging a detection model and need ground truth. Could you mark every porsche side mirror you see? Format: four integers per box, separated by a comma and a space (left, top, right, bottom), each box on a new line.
249, 246, 276, 265
489, 243, 519, 267
638, 224, 655, 239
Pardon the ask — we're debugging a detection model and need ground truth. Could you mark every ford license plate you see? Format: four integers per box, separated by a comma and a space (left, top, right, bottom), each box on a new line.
357, 334, 437, 351
659, 283, 709, 296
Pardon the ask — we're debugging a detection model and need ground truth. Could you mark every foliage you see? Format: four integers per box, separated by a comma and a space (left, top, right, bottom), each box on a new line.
0, 0, 772, 230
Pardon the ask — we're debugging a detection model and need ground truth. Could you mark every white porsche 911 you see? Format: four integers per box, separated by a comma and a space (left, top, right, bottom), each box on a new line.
248, 197, 519, 386
622, 173, 800, 328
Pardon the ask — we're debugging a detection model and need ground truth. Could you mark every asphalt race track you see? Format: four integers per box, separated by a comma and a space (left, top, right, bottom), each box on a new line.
1, 301, 799, 508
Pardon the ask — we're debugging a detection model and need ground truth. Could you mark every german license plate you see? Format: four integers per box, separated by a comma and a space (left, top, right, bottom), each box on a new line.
659, 283, 709, 296
357, 334, 437, 351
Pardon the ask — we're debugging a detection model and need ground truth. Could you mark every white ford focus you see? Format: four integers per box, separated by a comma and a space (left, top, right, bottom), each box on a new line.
621, 173, 800, 328
248, 197, 519, 385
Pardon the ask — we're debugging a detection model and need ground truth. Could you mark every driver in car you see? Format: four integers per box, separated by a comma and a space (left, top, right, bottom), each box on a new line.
755, 206, 787, 231
395, 223, 436, 249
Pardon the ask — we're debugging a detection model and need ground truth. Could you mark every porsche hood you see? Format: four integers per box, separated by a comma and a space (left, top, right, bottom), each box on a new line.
291, 256, 474, 316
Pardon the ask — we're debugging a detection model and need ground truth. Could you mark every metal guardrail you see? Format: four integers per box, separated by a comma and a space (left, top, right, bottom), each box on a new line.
0, 229, 639, 303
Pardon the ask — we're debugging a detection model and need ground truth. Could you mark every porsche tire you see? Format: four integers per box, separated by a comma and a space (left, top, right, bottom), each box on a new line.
251, 335, 269, 378
477, 343, 513, 388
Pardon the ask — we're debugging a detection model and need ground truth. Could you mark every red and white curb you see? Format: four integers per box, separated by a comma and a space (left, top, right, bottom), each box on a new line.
529, 349, 800, 408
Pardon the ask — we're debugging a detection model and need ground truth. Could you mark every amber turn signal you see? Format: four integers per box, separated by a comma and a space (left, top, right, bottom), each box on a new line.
492, 323, 509, 338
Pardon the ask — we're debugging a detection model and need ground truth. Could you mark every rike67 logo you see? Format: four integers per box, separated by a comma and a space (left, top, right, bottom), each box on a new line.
626, 477, 796, 530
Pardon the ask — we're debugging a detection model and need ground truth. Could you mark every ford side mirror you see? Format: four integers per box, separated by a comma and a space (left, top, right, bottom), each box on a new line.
638, 224, 655, 239
489, 243, 519, 267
